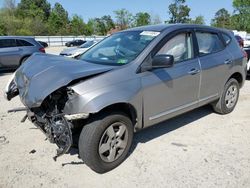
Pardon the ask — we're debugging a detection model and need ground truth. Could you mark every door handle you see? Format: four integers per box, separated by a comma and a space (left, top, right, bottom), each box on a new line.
188, 68, 200, 75
224, 59, 233, 64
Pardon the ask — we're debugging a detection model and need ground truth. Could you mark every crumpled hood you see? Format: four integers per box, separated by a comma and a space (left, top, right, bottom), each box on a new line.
15, 53, 114, 108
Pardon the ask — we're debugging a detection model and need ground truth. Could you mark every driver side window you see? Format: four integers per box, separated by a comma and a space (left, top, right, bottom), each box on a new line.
157, 33, 194, 63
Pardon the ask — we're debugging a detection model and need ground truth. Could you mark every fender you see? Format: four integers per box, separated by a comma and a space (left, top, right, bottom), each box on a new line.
63, 79, 143, 129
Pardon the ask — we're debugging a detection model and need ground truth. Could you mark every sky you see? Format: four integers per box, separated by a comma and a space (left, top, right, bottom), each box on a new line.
0, 0, 234, 24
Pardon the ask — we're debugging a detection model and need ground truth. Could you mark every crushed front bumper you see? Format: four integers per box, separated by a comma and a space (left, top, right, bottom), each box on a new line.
28, 111, 73, 161
8, 107, 73, 161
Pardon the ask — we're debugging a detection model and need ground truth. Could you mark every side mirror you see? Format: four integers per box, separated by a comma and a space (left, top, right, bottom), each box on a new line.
152, 54, 174, 69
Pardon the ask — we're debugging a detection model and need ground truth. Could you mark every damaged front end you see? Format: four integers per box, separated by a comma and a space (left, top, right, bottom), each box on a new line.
8, 88, 78, 160
30, 88, 74, 160
4, 54, 114, 160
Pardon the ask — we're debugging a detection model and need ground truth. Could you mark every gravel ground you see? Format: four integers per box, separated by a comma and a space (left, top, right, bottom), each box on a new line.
0, 47, 249, 188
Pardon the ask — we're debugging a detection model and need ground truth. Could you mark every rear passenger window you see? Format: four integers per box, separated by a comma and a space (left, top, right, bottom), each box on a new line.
157, 32, 194, 63
16, 39, 33, 46
222, 34, 231, 45
0, 39, 16, 48
196, 32, 224, 55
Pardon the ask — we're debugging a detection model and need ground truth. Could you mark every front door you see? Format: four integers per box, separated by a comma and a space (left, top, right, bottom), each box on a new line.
141, 31, 201, 127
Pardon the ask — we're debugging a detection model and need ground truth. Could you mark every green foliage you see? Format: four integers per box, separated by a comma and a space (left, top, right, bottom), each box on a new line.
47, 3, 69, 35
189, 16, 205, 25
134, 12, 151, 27
232, 0, 250, 32
211, 8, 232, 29
92, 15, 115, 35
4, 0, 249, 36
70, 15, 84, 35
114, 9, 133, 30
0, 18, 6, 36
210, 0, 250, 32
17, 0, 51, 20
167, 0, 191, 23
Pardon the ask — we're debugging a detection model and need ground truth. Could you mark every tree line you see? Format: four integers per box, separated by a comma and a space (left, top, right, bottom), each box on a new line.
0, 0, 249, 36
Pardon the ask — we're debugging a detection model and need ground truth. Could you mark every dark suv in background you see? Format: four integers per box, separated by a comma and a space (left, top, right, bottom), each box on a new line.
0, 36, 45, 69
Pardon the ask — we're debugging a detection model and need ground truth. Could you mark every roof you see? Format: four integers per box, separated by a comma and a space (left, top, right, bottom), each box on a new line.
0, 36, 35, 39
124, 24, 230, 33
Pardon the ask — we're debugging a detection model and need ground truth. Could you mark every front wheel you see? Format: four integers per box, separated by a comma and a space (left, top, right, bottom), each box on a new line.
212, 78, 239, 114
78, 112, 134, 173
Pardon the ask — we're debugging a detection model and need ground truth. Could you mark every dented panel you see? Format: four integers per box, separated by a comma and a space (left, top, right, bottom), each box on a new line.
13, 53, 115, 108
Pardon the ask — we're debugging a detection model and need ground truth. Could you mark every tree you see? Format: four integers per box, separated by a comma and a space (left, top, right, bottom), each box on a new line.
3, 0, 16, 16
189, 15, 205, 25
0, 17, 6, 35
101, 15, 115, 32
48, 3, 69, 35
84, 20, 94, 36
134, 12, 151, 27
93, 18, 106, 35
69, 15, 86, 35
17, 0, 51, 20
167, 0, 191, 23
114, 9, 133, 30
89, 16, 115, 35
232, 0, 250, 32
211, 8, 232, 29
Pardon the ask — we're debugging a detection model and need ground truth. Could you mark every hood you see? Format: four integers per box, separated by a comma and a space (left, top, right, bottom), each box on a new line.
60, 47, 87, 55
15, 53, 115, 108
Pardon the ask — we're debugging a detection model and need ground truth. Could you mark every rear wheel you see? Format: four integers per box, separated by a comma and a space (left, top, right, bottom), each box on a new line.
78, 112, 133, 173
212, 78, 239, 114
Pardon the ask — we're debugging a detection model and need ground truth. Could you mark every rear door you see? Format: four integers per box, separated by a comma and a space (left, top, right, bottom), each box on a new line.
0, 39, 21, 67
195, 30, 232, 105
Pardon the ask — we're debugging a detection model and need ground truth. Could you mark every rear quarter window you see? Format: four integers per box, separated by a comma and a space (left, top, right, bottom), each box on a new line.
196, 32, 224, 56
222, 33, 231, 45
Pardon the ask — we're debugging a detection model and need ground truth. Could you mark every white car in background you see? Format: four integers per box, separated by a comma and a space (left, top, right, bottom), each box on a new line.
244, 37, 250, 47
60, 40, 99, 58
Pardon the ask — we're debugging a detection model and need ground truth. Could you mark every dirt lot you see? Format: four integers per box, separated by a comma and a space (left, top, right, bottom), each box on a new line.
0, 47, 249, 188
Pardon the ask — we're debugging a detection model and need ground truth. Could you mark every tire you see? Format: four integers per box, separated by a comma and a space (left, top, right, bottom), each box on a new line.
70, 44, 74, 47
212, 78, 239, 114
78, 112, 134, 173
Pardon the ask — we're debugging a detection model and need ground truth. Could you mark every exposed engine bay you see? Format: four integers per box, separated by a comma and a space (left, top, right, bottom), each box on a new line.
31, 88, 73, 160
9, 88, 76, 160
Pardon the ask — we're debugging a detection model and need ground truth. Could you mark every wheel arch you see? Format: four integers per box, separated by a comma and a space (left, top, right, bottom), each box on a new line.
19, 55, 31, 65
94, 102, 138, 128
228, 72, 244, 88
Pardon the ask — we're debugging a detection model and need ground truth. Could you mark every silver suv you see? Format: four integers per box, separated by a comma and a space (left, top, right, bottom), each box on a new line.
0, 36, 45, 69
5, 24, 247, 173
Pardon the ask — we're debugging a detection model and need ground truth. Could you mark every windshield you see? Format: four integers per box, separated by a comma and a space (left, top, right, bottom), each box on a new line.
79, 31, 160, 65
80, 40, 95, 48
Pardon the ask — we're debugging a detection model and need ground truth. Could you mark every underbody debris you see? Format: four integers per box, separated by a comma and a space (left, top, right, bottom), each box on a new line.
8, 88, 74, 160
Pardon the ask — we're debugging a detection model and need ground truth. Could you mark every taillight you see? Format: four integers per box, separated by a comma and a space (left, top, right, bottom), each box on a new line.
39, 48, 45, 53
